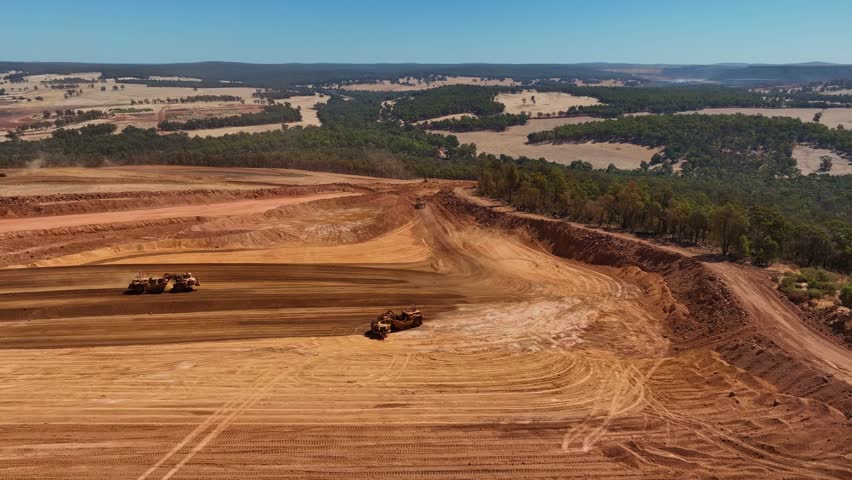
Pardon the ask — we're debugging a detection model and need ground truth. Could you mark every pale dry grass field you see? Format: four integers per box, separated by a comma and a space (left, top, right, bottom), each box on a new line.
680, 107, 852, 130
184, 94, 330, 137
497, 90, 601, 115
792, 145, 852, 175
0, 74, 328, 138
0, 77, 257, 112
413, 112, 477, 125
340, 76, 519, 92
440, 116, 659, 169
21, 72, 102, 82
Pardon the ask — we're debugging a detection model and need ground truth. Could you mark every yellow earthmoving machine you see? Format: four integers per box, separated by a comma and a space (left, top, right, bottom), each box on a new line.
369, 306, 424, 339
414, 197, 426, 209
126, 274, 170, 294
169, 272, 199, 293
125, 272, 199, 294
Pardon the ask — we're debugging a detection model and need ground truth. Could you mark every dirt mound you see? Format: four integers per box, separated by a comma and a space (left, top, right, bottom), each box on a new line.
435, 190, 852, 415
0, 183, 366, 218
0, 217, 202, 268
804, 306, 852, 345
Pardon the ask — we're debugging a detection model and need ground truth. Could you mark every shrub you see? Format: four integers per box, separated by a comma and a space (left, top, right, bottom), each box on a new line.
841, 284, 852, 308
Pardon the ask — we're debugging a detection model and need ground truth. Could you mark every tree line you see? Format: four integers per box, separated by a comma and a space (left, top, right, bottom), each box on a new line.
422, 113, 527, 132
252, 87, 316, 101
157, 104, 302, 131
477, 155, 852, 273
389, 85, 505, 122
526, 85, 771, 117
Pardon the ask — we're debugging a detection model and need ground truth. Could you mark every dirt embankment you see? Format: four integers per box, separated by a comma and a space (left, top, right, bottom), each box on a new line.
435, 190, 852, 415
0, 183, 367, 218
803, 305, 852, 345
0, 217, 201, 268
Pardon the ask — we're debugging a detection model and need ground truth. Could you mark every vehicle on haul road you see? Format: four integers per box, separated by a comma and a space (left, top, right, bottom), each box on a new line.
369, 306, 424, 340
126, 272, 199, 294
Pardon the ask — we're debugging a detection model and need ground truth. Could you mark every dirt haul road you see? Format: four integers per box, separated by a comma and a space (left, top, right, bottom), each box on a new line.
0, 167, 849, 480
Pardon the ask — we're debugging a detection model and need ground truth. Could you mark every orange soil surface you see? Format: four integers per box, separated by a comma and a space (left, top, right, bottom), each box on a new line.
0, 192, 358, 234
0, 167, 849, 479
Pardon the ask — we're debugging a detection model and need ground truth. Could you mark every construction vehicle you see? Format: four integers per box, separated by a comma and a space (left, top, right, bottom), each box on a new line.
0, 172, 6, 177
414, 197, 426, 209
126, 274, 170, 294
368, 306, 424, 339
170, 272, 199, 293
125, 272, 199, 294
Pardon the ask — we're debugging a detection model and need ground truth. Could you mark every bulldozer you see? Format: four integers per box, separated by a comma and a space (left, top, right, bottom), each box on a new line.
368, 306, 423, 340
414, 197, 426, 209
125, 272, 199, 294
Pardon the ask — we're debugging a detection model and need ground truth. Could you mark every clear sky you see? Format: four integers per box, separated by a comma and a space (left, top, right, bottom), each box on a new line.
2, 0, 850, 64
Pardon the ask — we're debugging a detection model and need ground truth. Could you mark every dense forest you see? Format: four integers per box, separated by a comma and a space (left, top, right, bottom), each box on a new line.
389, 85, 505, 122
477, 155, 852, 273
423, 113, 527, 132
157, 104, 302, 131
531, 85, 773, 116
528, 113, 851, 177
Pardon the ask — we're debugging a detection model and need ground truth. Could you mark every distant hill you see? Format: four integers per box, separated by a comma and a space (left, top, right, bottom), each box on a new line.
662, 63, 852, 84
0, 62, 637, 88
4, 61, 851, 88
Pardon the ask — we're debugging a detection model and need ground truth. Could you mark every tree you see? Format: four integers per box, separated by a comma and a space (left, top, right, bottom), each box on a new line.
735, 234, 751, 258
611, 181, 646, 230
748, 206, 786, 266
503, 163, 521, 202
818, 155, 833, 173
568, 160, 592, 171
711, 204, 749, 256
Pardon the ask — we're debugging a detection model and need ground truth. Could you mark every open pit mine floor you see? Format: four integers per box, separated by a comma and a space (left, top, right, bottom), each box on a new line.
0, 167, 849, 479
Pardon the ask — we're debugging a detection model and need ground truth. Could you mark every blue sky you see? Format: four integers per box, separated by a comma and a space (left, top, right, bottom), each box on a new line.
2, 0, 850, 64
